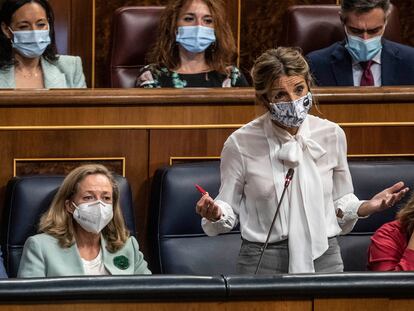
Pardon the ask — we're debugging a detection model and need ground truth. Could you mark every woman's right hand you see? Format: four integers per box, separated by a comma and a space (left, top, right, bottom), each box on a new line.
196, 193, 222, 222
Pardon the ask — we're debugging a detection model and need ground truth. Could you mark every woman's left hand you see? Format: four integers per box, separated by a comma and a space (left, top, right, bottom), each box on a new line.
357, 181, 410, 217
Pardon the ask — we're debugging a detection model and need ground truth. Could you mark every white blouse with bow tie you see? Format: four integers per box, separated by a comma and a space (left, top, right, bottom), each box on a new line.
202, 112, 364, 273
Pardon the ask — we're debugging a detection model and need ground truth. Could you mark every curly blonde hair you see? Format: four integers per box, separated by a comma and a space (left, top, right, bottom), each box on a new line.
38, 164, 129, 253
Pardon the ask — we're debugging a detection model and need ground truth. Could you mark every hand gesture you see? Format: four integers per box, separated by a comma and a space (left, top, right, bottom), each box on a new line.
358, 181, 409, 217
195, 193, 222, 221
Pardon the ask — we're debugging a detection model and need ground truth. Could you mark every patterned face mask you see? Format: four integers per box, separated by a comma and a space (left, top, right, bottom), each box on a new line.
269, 92, 313, 128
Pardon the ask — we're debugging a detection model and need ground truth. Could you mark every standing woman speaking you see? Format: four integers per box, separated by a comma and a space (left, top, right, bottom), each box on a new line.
0, 0, 86, 88
196, 47, 408, 274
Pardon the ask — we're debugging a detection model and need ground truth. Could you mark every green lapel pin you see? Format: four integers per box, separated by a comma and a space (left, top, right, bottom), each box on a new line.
113, 255, 129, 270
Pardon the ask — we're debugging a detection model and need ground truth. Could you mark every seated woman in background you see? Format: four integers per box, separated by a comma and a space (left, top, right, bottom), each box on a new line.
136, 0, 248, 88
0, 0, 86, 88
368, 194, 414, 271
18, 164, 151, 277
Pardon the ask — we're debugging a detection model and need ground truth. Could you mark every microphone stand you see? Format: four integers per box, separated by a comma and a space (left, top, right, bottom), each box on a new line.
254, 168, 294, 274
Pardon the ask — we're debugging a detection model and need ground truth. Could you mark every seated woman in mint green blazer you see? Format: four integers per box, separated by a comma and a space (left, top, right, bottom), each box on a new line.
0, 0, 86, 88
18, 164, 151, 277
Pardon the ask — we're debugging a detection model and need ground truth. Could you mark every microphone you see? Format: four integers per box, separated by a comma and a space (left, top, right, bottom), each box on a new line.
254, 168, 294, 274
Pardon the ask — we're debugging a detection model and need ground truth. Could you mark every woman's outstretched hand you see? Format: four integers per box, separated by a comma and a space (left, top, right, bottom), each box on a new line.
357, 181, 409, 217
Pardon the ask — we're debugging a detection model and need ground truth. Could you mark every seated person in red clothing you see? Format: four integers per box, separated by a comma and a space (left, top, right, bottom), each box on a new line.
368, 194, 414, 271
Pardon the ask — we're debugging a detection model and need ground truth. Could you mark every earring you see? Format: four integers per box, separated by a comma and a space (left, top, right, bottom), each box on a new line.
210, 42, 216, 53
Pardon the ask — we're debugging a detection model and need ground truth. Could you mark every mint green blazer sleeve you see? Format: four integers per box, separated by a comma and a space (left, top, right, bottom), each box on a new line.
0, 55, 87, 88
17, 235, 47, 278
69, 56, 86, 88
131, 236, 151, 274
42, 55, 86, 88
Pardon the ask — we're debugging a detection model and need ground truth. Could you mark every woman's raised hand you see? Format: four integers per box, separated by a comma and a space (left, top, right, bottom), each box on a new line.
196, 193, 222, 221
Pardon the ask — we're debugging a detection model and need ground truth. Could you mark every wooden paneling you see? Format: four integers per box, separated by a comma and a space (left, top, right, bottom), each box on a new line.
48, 0, 70, 55
0, 300, 312, 311
392, 0, 414, 46
46, 0, 93, 86
239, 0, 337, 73
14, 158, 124, 176
149, 129, 236, 176
344, 126, 414, 155
1, 299, 414, 311
314, 298, 389, 311
71, 0, 93, 87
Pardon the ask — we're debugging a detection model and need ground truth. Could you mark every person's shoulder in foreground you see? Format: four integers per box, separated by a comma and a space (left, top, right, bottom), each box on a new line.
368, 192, 414, 273
42, 55, 86, 88
367, 220, 414, 271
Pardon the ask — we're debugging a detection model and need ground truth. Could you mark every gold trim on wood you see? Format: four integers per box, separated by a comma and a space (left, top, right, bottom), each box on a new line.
13, 157, 126, 177
348, 154, 414, 158
0, 121, 413, 131
0, 125, 244, 130
169, 154, 414, 166
91, 0, 96, 88
237, 0, 241, 68
169, 156, 220, 166
339, 122, 414, 127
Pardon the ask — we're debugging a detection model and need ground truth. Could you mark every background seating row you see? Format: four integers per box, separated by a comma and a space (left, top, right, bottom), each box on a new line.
149, 159, 414, 274
2, 158, 414, 277
109, 4, 402, 87
1, 158, 414, 277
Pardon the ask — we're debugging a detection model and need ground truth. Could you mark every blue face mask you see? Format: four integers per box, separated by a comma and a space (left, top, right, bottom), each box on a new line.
176, 25, 215, 53
10, 29, 51, 58
344, 29, 383, 62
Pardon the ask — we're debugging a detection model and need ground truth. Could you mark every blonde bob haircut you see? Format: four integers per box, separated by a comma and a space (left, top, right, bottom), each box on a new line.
147, 0, 238, 74
397, 193, 414, 238
39, 164, 129, 253
251, 47, 314, 106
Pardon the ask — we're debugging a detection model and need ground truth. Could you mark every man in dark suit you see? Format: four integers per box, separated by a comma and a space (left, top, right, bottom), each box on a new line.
307, 0, 414, 86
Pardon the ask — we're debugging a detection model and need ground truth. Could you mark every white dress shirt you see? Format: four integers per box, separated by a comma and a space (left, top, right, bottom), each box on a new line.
352, 51, 382, 86
202, 113, 363, 272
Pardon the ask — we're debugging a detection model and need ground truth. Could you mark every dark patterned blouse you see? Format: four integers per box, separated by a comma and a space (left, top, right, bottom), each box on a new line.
135, 65, 249, 88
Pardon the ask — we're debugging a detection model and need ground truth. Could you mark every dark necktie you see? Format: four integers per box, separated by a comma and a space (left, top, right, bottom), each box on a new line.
360, 60, 374, 86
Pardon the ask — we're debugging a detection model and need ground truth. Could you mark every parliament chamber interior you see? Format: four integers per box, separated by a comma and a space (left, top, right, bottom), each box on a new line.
0, 0, 414, 310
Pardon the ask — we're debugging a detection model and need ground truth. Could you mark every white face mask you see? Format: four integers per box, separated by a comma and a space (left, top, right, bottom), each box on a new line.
72, 200, 113, 234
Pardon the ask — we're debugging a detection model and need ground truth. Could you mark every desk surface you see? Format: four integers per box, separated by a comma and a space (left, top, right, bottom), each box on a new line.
0, 273, 412, 310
